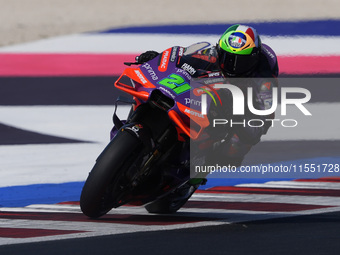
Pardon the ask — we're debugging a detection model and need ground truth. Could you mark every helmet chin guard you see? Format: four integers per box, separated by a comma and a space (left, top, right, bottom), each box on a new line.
217, 24, 261, 76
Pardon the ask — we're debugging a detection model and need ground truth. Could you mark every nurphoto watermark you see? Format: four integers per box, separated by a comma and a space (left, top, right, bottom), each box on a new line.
188, 77, 339, 179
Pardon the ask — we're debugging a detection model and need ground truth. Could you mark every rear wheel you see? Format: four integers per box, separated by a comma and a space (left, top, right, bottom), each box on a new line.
80, 130, 143, 218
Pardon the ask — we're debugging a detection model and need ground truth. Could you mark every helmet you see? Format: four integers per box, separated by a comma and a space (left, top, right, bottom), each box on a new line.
217, 24, 261, 76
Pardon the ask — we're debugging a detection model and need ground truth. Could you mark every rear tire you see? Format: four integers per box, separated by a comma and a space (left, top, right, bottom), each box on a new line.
80, 131, 142, 218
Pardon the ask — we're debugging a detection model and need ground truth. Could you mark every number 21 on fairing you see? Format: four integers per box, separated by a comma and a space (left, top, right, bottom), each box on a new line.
158, 74, 191, 94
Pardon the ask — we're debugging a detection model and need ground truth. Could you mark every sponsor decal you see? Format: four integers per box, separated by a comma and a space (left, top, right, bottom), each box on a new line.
134, 70, 148, 84
208, 72, 221, 77
142, 62, 158, 81
170, 46, 178, 62
125, 124, 143, 137
176, 68, 192, 80
181, 63, 196, 75
203, 77, 224, 85
184, 108, 204, 119
263, 46, 275, 59
159, 86, 176, 99
178, 47, 184, 56
184, 98, 201, 106
158, 48, 171, 72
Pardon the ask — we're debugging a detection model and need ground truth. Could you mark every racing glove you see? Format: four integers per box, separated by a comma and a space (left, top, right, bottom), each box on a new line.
135, 50, 159, 64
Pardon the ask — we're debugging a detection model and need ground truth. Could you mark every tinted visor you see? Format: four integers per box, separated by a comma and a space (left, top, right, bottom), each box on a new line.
218, 49, 260, 76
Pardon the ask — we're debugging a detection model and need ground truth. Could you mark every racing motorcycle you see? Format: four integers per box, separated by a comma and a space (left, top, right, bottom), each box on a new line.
80, 44, 231, 218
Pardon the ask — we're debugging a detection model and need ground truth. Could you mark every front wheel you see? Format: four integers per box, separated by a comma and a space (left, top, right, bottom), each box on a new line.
80, 130, 142, 218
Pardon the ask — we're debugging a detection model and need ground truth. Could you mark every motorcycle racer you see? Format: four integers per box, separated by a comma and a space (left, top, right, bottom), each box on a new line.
81, 24, 280, 217
120, 24, 280, 214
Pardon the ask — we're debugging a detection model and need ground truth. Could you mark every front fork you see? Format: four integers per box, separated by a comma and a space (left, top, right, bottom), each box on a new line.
111, 95, 191, 187
110, 96, 136, 140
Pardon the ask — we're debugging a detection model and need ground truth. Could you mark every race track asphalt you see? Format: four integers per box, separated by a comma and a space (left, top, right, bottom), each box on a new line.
1, 211, 339, 255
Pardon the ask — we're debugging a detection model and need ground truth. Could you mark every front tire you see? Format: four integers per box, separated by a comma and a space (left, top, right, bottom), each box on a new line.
80, 130, 142, 218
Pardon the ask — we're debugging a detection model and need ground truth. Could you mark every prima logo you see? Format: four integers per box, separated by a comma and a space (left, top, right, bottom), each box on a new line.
185, 98, 201, 106
142, 63, 158, 81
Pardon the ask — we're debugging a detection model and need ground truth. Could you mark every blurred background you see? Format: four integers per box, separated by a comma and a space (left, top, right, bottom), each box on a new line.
2, 0, 340, 46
